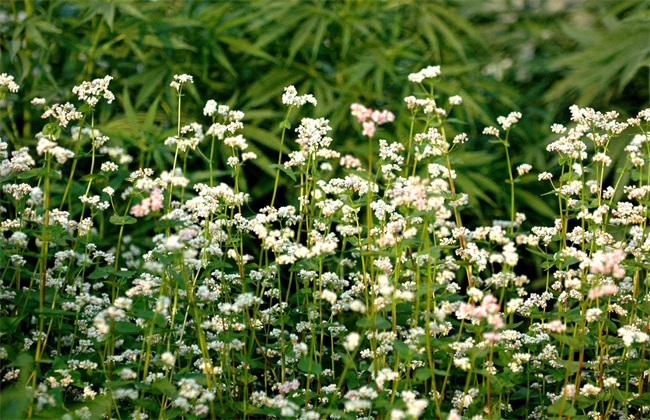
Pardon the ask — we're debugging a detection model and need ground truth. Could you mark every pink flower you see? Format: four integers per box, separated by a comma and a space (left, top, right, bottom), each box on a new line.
130, 188, 164, 217
456, 302, 474, 320
350, 103, 394, 137
362, 121, 376, 137
590, 249, 626, 278
545, 319, 566, 333
130, 203, 149, 217
587, 284, 619, 300
350, 103, 371, 123
487, 314, 504, 329
483, 332, 501, 344
149, 188, 164, 212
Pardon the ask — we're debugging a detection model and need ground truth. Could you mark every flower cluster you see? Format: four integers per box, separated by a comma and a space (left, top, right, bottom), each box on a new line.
0, 72, 19, 96
1, 68, 649, 420
350, 103, 394, 137
282, 85, 317, 107
72, 75, 115, 107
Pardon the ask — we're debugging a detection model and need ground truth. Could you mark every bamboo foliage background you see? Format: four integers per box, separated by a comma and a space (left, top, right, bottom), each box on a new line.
1, 0, 648, 226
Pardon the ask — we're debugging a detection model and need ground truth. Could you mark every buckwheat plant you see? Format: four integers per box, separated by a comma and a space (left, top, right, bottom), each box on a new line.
1, 67, 649, 420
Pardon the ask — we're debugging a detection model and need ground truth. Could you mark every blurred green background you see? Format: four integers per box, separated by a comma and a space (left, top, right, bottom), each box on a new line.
1, 0, 648, 227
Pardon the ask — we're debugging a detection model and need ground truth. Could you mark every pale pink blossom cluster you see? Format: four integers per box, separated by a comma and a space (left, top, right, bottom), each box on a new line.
339, 154, 363, 169
589, 249, 626, 278
130, 188, 164, 217
275, 379, 301, 395
587, 284, 619, 300
350, 103, 394, 137
455, 293, 504, 330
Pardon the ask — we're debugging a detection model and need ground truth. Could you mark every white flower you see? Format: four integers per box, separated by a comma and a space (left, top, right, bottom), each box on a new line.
580, 384, 601, 396
497, 111, 522, 130
282, 85, 317, 107
0, 73, 20, 93
161, 352, 175, 366
72, 75, 114, 107
453, 357, 471, 371
204, 99, 218, 117
449, 95, 462, 105
538, 171, 553, 181
170, 74, 194, 91
349, 299, 366, 313
618, 326, 649, 347
585, 308, 602, 322
408, 65, 441, 83
603, 377, 619, 388
550, 123, 566, 133
517, 163, 532, 176
483, 126, 500, 136
321, 289, 337, 305
343, 332, 360, 351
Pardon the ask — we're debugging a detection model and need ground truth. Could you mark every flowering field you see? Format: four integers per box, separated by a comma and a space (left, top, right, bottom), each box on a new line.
0, 66, 649, 420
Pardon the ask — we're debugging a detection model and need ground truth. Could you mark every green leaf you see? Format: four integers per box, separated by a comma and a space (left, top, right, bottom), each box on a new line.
143, 95, 162, 132
412, 368, 431, 383
25, 22, 47, 49
218, 36, 278, 62
133, 398, 160, 411
17, 167, 47, 180
517, 188, 556, 219
445, 117, 468, 125
0, 384, 30, 419
114, 321, 142, 334
547, 397, 576, 416
87, 268, 109, 279
297, 356, 322, 375
152, 379, 178, 398
630, 392, 650, 407
270, 163, 296, 182
16, 167, 61, 180
0, 316, 27, 334
392, 339, 412, 361
345, 370, 359, 388
113, 270, 137, 278
80, 173, 109, 183
287, 16, 318, 65
109, 215, 138, 225
356, 314, 392, 330
121, 86, 138, 129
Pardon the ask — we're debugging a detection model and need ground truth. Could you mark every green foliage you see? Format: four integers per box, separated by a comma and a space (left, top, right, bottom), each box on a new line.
544, 0, 650, 110
1, 0, 647, 226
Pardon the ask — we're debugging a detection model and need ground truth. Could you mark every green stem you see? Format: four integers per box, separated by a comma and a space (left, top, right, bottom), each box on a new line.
271, 107, 293, 207
169, 89, 183, 208
502, 132, 516, 236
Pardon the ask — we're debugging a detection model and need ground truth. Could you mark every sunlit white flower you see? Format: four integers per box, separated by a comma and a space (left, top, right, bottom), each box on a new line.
282, 85, 317, 107
449, 95, 462, 105
408, 65, 441, 83
343, 332, 360, 351
170, 74, 194, 91
72, 75, 114, 107
0, 73, 19, 94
